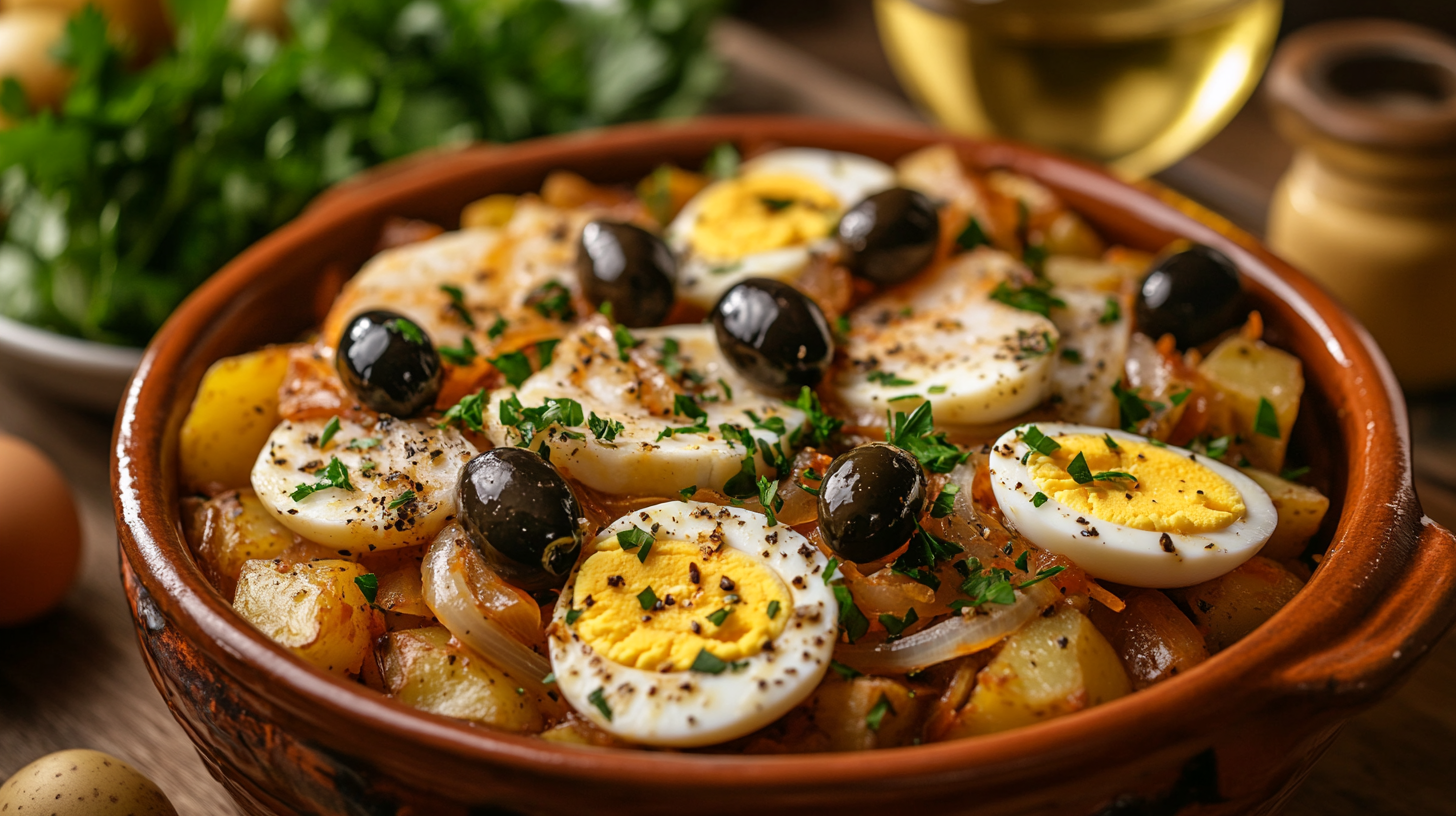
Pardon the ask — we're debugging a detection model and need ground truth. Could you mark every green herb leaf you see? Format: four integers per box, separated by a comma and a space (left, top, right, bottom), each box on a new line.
353, 573, 378, 604
830, 659, 862, 680
637, 586, 658, 611
439, 389, 488, 433
930, 483, 960, 518
990, 279, 1065, 318
878, 607, 919, 640
612, 323, 641, 361
536, 339, 559, 368
1103, 433, 1120, 451
1099, 297, 1121, 325
541, 672, 556, 685
489, 350, 534, 388
393, 318, 426, 346
588, 412, 624, 442
1111, 382, 1164, 433
956, 218, 989, 251
439, 335, 478, 366
529, 281, 576, 322
691, 648, 728, 674
1032, 492, 1049, 508
1255, 397, 1282, 439
1060, 347, 1083, 364
1170, 387, 1193, 407
823, 557, 840, 585
867, 370, 916, 387
704, 142, 740, 180
290, 457, 356, 501
440, 284, 476, 328
565, 608, 583, 626
1023, 425, 1062, 456
767, 600, 780, 619
319, 416, 341, 449
886, 401, 967, 473
787, 387, 843, 449
346, 437, 380, 450
1017, 565, 1067, 589
487, 315, 509, 340
617, 526, 655, 563
1281, 465, 1310, 481
1014, 550, 1029, 572
678, 484, 697, 501
832, 583, 870, 643
388, 490, 416, 510
588, 687, 612, 722
865, 693, 896, 731
757, 475, 783, 526
706, 607, 733, 626
717, 378, 734, 401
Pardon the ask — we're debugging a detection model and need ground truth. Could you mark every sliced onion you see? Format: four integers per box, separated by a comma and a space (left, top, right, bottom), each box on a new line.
422, 525, 553, 694
834, 580, 1061, 673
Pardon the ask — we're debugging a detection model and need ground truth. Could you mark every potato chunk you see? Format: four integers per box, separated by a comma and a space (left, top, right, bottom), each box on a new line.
1090, 589, 1208, 690
233, 559, 381, 676
179, 346, 292, 494
377, 627, 545, 733
946, 607, 1130, 738
184, 490, 301, 599
1197, 335, 1303, 473
1173, 556, 1305, 652
1242, 468, 1330, 561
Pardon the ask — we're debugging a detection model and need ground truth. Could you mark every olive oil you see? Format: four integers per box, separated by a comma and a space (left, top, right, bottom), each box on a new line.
875, 0, 1282, 178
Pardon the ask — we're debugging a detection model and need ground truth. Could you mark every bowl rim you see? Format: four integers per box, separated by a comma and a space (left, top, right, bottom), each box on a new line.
0, 312, 144, 371
113, 115, 1456, 790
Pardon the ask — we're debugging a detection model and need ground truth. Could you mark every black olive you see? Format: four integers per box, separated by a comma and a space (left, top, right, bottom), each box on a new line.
577, 221, 676, 328
837, 187, 941, 286
458, 448, 584, 591
1135, 244, 1244, 348
817, 443, 927, 563
336, 310, 443, 417
711, 278, 834, 393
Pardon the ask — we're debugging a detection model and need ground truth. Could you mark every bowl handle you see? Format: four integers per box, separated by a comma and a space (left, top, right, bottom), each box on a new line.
1275, 517, 1456, 705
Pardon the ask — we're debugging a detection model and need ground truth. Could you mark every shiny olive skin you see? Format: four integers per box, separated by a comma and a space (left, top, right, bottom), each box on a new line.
336, 310, 443, 417
577, 220, 676, 328
837, 187, 941, 286
1136, 244, 1244, 348
711, 278, 834, 393
458, 448, 584, 591
817, 443, 927, 563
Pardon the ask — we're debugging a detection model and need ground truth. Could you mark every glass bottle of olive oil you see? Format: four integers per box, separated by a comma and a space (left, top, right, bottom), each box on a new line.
874, 0, 1283, 178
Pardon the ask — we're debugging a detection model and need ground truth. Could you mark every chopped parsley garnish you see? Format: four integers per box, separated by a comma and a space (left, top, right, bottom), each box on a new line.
885, 401, 967, 473
830, 660, 862, 680
657, 414, 710, 442
928, 384, 948, 394
1018, 565, 1068, 589
678, 485, 697, 501
1103, 433, 1120, 451
487, 315, 508, 340
439, 335, 478, 365
1196, 435, 1232, 459
659, 337, 684, 377
565, 608, 583, 625
1022, 243, 1047, 275
439, 389, 488, 433
867, 370, 916, 387
767, 600, 781, 619
673, 393, 707, 421
1170, 387, 1193, 407
706, 607, 733, 627
865, 694, 896, 732
930, 483, 960, 518
720, 430, 760, 500
536, 339, 559, 367
891, 524, 963, 590
499, 395, 585, 446
823, 557, 840, 585
1281, 465, 1310, 481
832, 583, 869, 643
717, 378, 734, 401
359, 459, 378, 473
1060, 347, 1083, 364
611, 323, 640, 361
956, 217, 989, 251
757, 475, 784, 526
353, 573, 378, 604
760, 196, 795, 211
787, 387, 843, 449
1022, 425, 1062, 457
879, 608, 919, 641
318, 416, 341, 449
833, 314, 851, 340
691, 648, 729, 674
1014, 550, 1029, 572
958, 559, 1017, 607
1099, 297, 1121, 325
1032, 492, 1049, 507
346, 437, 380, 450
617, 526, 655, 563
587, 687, 612, 721
1015, 329, 1055, 360
290, 457, 356, 501
636, 586, 658, 610
1111, 382, 1164, 433
393, 317, 426, 345
529, 281, 575, 321
588, 412, 624, 442
489, 350, 533, 388
740, 411, 786, 437
990, 279, 1065, 318
439, 284, 475, 328
704, 141, 740, 180
387, 490, 416, 510
1066, 452, 1136, 485
1255, 397, 1282, 439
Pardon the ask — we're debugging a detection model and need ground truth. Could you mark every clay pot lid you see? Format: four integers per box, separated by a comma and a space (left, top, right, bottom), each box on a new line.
1268, 19, 1456, 150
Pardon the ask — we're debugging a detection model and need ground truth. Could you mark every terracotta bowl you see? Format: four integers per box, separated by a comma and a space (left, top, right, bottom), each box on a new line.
112, 117, 1456, 816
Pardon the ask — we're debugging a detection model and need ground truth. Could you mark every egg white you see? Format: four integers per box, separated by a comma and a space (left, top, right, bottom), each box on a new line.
834, 251, 1059, 426
483, 322, 805, 497
548, 501, 838, 747
1048, 287, 1133, 428
989, 423, 1277, 588
666, 148, 896, 311
250, 416, 478, 552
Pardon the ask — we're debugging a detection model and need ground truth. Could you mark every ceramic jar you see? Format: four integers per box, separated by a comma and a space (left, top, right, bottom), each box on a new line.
1268, 20, 1456, 391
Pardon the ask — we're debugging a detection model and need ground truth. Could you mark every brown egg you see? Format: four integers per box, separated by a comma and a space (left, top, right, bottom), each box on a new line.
0, 433, 81, 626
0, 749, 179, 815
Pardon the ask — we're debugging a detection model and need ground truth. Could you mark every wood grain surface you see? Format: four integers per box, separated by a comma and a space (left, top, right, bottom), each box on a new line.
3, 13, 1455, 816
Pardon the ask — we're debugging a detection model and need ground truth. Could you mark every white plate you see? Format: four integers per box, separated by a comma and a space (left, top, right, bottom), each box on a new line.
0, 315, 142, 414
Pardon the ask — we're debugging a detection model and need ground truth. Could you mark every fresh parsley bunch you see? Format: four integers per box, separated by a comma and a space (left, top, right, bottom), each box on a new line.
0, 0, 724, 346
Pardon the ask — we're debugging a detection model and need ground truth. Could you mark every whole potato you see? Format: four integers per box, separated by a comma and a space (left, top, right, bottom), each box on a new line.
0, 8, 72, 123
7, 0, 172, 61
0, 749, 178, 815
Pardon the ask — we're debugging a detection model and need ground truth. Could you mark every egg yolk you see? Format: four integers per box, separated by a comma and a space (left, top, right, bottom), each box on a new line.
1028, 434, 1245, 534
571, 539, 791, 672
689, 174, 840, 259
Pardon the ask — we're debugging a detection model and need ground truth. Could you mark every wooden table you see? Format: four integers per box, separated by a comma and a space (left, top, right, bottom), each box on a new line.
3, 14, 1455, 816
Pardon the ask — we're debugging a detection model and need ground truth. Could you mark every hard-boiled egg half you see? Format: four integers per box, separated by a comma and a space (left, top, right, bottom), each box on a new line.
989, 423, 1276, 587
548, 501, 838, 747
667, 148, 896, 310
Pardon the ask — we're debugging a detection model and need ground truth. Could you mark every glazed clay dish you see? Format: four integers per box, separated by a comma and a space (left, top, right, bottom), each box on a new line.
113, 118, 1456, 816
